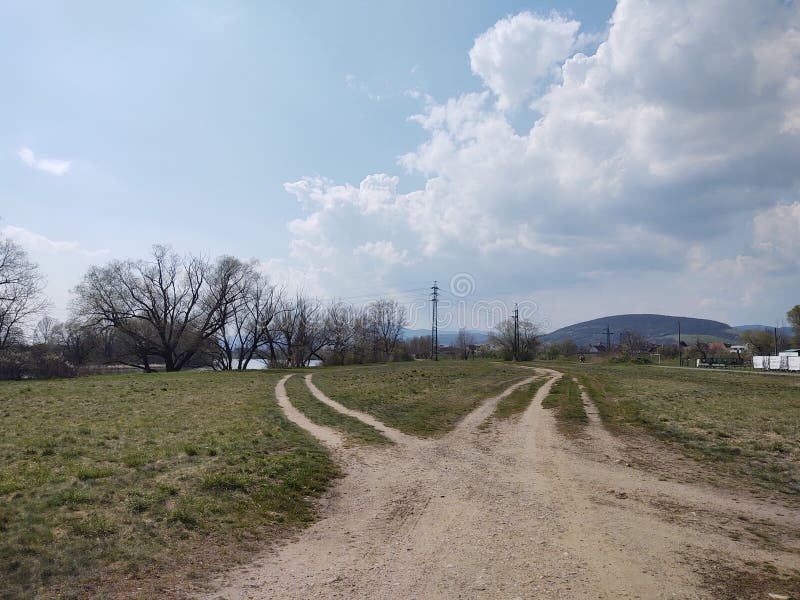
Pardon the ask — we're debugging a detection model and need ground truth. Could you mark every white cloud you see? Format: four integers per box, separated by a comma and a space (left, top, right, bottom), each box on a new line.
17, 146, 71, 176
1, 225, 107, 258
353, 240, 410, 266
282, 0, 800, 327
469, 11, 580, 110
753, 202, 800, 261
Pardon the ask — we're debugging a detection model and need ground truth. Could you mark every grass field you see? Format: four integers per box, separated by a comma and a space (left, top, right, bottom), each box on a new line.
541, 374, 588, 431
547, 362, 800, 496
284, 375, 390, 446
0, 371, 338, 599
480, 377, 547, 429
312, 361, 529, 436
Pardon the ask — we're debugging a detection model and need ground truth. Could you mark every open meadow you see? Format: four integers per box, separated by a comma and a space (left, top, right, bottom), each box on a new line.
0, 360, 528, 599
0, 371, 339, 599
311, 361, 527, 436
2, 360, 799, 598
555, 362, 800, 497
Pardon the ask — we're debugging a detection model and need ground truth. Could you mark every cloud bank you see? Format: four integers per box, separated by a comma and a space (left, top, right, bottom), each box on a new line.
283, 0, 800, 328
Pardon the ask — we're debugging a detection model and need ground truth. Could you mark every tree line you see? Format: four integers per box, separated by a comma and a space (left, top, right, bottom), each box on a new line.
3, 235, 798, 379
0, 242, 410, 378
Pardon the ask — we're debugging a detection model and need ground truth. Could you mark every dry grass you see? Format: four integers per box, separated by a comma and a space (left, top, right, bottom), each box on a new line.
0, 371, 338, 599
551, 362, 800, 497
312, 361, 528, 436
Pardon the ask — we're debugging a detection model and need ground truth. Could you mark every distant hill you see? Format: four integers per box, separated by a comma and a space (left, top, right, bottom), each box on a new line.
541, 314, 741, 347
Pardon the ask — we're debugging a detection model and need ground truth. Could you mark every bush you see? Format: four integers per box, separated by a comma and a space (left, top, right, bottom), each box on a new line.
0, 347, 77, 380
31, 352, 77, 379
0, 348, 29, 380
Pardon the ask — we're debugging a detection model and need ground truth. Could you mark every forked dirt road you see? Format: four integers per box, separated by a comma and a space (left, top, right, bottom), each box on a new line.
201, 369, 799, 599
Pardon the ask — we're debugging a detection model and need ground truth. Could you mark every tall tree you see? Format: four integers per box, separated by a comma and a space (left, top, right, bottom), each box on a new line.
0, 237, 47, 349
455, 328, 474, 360
323, 302, 357, 365
273, 293, 326, 367
739, 329, 775, 355
788, 305, 800, 346
367, 298, 407, 360
490, 318, 540, 361
73, 245, 240, 371
209, 260, 281, 370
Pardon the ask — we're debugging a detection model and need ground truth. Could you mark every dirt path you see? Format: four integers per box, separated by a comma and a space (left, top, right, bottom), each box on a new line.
200, 369, 799, 599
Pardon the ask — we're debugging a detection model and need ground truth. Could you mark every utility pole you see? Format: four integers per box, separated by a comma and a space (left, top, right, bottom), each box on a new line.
431, 281, 439, 361
604, 324, 614, 353
513, 303, 520, 361
678, 321, 682, 367
774, 326, 779, 356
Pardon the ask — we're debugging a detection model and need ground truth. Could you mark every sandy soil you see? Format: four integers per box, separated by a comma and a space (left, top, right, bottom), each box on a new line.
198, 369, 799, 600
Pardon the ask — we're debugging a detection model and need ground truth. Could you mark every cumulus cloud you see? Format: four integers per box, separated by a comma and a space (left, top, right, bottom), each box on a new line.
354, 241, 411, 266
469, 11, 580, 110
17, 146, 71, 176
283, 0, 800, 326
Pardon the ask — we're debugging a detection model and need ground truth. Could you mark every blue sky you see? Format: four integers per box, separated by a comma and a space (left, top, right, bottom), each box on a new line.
2, 0, 799, 331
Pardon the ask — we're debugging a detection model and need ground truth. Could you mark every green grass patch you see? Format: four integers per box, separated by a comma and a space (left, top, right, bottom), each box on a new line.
313, 361, 528, 436
481, 378, 547, 427
0, 370, 338, 599
541, 375, 588, 431
285, 376, 390, 445
550, 362, 800, 497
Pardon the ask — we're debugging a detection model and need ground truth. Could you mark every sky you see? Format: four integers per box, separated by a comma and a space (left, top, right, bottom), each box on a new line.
1, 0, 799, 333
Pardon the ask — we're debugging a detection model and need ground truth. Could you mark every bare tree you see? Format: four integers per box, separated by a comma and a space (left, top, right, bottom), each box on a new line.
32, 315, 59, 346
53, 319, 98, 366
367, 298, 407, 360
455, 328, 475, 360
73, 245, 240, 371
405, 334, 431, 359
212, 264, 283, 370
618, 330, 649, 355
323, 301, 357, 365
0, 238, 48, 349
273, 293, 327, 367
739, 329, 775, 355
490, 318, 541, 361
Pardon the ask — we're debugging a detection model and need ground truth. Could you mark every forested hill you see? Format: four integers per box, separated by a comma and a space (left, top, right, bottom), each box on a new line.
541, 314, 740, 347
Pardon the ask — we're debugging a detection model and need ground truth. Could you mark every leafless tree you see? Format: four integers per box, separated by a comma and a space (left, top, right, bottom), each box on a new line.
0, 237, 48, 349
739, 329, 775, 355
490, 318, 541, 361
53, 319, 98, 365
367, 298, 407, 360
212, 264, 283, 370
273, 293, 326, 367
618, 330, 649, 355
73, 245, 240, 371
32, 315, 59, 346
404, 334, 431, 359
455, 328, 475, 360
323, 301, 358, 365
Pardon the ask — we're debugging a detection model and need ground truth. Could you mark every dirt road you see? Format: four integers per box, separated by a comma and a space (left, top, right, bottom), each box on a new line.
200, 369, 799, 599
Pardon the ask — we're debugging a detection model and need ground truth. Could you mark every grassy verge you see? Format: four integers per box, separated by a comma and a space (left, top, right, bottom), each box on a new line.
0, 371, 338, 599
284, 375, 390, 446
547, 362, 800, 497
541, 375, 588, 431
312, 361, 528, 436
481, 378, 547, 428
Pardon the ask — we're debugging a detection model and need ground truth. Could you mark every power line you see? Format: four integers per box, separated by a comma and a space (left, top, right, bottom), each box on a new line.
431, 281, 439, 361
602, 323, 614, 352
